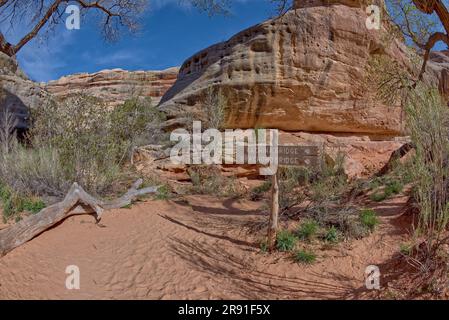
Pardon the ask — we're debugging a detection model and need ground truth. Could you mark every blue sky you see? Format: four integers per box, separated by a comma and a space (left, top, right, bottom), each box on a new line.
10, 0, 275, 82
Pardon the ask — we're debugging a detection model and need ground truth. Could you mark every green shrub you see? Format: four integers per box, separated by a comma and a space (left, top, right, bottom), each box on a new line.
370, 192, 388, 202
360, 209, 379, 231
0, 183, 46, 221
0, 146, 70, 197
400, 242, 413, 256
324, 226, 340, 243
22, 198, 46, 214
405, 87, 449, 255
23, 94, 163, 196
385, 180, 403, 196
155, 184, 172, 200
297, 220, 319, 241
293, 249, 316, 264
260, 240, 269, 253
250, 180, 271, 201
309, 153, 348, 204
370, 180, 403, 202
278, 167, 311, 210
276, 230, 297, 252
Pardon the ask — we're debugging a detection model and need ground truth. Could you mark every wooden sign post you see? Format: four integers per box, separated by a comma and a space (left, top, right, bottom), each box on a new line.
267, 145, 320, 250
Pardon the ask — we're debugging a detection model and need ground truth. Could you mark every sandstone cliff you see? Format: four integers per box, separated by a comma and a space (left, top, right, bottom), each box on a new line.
158, 0, 411, 136
46, 67, 179, 107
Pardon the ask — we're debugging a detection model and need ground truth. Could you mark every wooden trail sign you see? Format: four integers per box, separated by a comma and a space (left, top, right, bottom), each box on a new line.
277, 145, 320, 168
267, 145, 322, 250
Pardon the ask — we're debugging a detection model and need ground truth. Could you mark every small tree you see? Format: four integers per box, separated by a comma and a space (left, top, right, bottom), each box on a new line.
0, 104, 18, 155
202, 87, 227, 130
387, 0, 449, 83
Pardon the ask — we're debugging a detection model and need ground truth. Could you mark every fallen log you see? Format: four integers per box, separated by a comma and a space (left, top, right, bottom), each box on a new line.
0, 179, 159, 257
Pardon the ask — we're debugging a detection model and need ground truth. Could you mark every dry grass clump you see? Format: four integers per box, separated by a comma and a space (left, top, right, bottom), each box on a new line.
186, 165, 245, 198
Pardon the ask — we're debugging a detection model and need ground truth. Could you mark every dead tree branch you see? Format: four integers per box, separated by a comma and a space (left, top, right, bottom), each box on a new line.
0, 179, 158, 256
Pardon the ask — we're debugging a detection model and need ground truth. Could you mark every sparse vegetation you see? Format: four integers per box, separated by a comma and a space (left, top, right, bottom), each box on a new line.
0, 94, 166, 222
323, 226, 340, 244
276, 230, 297, 252
202, 87, 227, 130
260, 240, 269, 253
405, 87, 449, 271
250, 180, 271, 201
278, 166, 311, 211
297, 220, 319, 242
0, 183, 46, 222
155, 184, 172, 200
400, 242, 413, 256
370, 180, 404, 202
359, 209, 379, 232
293, 249, 316, 265
187, 165, 244, 198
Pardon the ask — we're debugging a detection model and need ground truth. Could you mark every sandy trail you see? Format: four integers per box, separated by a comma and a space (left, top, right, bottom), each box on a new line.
0, 195, 408, 300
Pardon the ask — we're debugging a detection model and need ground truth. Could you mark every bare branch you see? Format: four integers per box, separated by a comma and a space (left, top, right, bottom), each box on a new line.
12, 0, 63, 56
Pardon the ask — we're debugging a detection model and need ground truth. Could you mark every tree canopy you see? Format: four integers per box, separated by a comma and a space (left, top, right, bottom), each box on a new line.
0, 0, 294, 57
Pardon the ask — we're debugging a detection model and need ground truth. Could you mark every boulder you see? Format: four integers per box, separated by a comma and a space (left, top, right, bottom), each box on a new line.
158, 0, 409, 136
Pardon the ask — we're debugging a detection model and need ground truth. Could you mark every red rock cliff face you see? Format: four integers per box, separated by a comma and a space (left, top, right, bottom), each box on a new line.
158, 1, 411, 136
46, 67, 179, 106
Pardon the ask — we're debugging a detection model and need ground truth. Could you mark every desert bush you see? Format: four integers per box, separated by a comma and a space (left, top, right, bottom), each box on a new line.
369, 191, 388, 202
187, 165, 244, 198
309, 152, 348, 204
202, 87, 227, 130
400, 242, 413, 256
109, 97, 168, 155
155, 184, 172, 200
370, 179, 404, 202
272, 152, 367, 242
249, 179, 272, 201
259, 239, 269, 253
405, 87, 449, 256
276, 230, 297, 252
359, 209, 379, 231
305, 204, 369, 239
323, 226, 340, 243
297, 220, 319, 241
293, 249, 316, 265
28, 94, 164, 196
0, 145, 70, 197
29, 95, 125, 195
278, 166, 311, 211
0, 182, 46, 222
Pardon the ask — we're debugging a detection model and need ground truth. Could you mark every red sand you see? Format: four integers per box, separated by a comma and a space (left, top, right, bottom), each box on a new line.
0, 195, 409, 300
